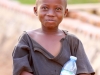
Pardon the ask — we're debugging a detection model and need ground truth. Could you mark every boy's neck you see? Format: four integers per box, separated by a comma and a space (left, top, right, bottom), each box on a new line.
40, 28, 61, 35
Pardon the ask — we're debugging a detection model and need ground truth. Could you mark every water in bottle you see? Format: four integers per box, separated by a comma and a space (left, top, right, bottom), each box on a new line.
60, 56, 77, 75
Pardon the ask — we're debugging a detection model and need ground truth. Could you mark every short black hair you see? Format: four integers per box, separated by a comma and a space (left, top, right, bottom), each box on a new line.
35, 0, 67, 8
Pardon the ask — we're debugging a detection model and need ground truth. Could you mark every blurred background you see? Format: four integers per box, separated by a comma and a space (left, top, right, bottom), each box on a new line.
0, 0, 100, 75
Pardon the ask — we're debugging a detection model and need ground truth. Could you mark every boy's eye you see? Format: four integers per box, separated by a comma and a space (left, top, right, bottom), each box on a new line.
42, 7, 48, 10
56, 8, 62, 11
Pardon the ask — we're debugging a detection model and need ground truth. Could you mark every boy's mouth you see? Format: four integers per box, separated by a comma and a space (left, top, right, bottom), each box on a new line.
45, 20, 56, 24
45, 19, 55, 22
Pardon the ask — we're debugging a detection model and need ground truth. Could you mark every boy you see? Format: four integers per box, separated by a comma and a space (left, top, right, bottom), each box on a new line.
12, 0, 95, 75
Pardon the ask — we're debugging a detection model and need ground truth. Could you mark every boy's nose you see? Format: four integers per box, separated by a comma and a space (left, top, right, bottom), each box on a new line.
47, 9, 55, 17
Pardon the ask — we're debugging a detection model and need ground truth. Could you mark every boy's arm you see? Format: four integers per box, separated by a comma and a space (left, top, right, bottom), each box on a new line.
20, 71, 33, 75
78, 73, 91, 75
13, 33, 33, 75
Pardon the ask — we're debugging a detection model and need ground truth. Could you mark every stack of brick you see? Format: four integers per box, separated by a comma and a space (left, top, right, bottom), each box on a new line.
0, 0, 100, 75
68, 10, 100, 27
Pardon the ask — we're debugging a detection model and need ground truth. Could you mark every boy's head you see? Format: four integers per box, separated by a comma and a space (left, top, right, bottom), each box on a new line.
34, 0, 68, 28
35, 0, 67, 8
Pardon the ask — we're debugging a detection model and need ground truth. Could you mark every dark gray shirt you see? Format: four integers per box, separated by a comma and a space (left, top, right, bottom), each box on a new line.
12, 31, 95, 75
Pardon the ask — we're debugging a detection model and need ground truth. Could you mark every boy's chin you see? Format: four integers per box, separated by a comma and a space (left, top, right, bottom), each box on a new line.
44, 25, 58, 29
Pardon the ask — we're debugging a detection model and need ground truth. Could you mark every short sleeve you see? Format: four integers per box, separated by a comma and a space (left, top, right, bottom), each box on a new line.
76, 40, 95, 75
12, 33, 33, 75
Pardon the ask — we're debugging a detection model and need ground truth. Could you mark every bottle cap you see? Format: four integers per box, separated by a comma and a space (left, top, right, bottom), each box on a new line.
70, 56, 77, 61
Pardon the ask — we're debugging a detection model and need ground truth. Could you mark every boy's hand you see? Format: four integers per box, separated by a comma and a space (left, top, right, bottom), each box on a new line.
20, 71, 33, 75
79, 74, 91, 75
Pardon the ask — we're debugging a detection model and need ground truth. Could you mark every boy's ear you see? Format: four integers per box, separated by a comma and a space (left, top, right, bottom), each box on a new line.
33, 7, 37, 16
64, 8, 68, 17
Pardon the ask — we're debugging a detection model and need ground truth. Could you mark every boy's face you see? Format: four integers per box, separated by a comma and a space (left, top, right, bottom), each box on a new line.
34, 0, 68, 28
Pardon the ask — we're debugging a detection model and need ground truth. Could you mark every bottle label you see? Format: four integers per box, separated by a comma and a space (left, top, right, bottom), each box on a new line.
61, 69, 74, 75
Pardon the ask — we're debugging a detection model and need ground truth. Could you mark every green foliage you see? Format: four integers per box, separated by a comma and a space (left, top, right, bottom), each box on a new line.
18, 0, 99, 4
18, 0, 36, 4
68, 0, 99, 4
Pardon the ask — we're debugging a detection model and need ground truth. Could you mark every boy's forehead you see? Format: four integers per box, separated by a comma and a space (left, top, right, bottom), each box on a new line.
36, 0, 67, 7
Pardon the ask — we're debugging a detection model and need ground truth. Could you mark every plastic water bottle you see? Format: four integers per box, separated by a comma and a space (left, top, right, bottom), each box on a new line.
60, 56, 77, 75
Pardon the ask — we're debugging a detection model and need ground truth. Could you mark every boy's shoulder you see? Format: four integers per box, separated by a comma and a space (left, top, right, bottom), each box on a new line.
68, 32, 79, 41
63, 30, 79, 41
26, 29, 37, 35
25, 29, 40, 37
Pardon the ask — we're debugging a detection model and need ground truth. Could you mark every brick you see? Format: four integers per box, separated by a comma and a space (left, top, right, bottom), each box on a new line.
68, 11, 100, 27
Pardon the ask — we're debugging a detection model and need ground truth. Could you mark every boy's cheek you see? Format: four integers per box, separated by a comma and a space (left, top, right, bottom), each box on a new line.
56, 12, 65, 17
